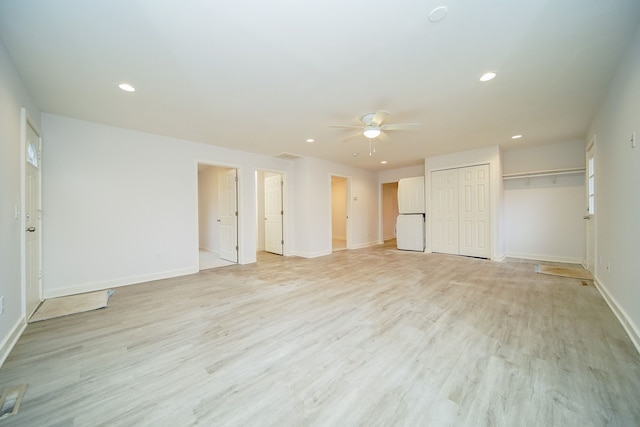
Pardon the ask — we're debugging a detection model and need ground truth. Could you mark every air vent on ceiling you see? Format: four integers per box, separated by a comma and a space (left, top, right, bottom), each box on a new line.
275, 152, 303, 161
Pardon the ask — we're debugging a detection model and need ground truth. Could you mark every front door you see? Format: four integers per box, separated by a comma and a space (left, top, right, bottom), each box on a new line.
585, 140, 596, 273
218, 169, 238, 263
264, 174, 283, 255
25, 119, 42, 317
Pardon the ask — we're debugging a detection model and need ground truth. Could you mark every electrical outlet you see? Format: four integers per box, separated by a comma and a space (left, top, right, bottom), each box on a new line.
0, 296, 4, 315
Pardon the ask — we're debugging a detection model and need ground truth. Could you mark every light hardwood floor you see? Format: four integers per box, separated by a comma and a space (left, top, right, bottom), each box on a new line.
1, 242, 639, 426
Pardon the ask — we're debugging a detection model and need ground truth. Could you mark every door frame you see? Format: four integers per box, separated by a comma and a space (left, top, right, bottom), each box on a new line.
330, 174, 350, 251
584, 136, 596, 273
195, 161, 242, 268
21, 107, 43, 318
256, 168, 288, 256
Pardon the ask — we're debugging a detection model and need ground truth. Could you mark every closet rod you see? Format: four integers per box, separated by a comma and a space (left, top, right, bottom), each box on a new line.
502, 167, 585, 180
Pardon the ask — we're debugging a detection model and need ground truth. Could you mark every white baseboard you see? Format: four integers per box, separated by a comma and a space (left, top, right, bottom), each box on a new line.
492, 253, 507, 262
505, 252, 582, 264
0, 316, 27, 368
593, 276, 640, 355
348, 241, 379, 250
295, 250, 332, 259
43, 267, 196, 299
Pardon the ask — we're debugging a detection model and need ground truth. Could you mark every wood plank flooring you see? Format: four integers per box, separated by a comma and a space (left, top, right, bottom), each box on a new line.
1, 242, 639, 426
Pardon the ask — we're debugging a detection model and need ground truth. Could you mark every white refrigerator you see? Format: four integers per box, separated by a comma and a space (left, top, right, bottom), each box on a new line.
396, 177, 426, 251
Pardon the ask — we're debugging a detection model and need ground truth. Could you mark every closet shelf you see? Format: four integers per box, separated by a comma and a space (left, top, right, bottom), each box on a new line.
502, 167, 585, 180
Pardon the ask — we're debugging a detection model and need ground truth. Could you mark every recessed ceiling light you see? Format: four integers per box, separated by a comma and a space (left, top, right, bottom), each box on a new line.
380, 161, 387, 164
428, 6, 448, 22
306, 138, 314, 143
118, 83, 136, 92
511, 134, 523, 139
352, 152, 359, 156
479, 72, 497, 82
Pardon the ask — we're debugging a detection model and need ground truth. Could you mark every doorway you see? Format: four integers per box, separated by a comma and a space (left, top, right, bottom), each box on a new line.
331, 175, 349, 252
22, 109, 42, 319
381, 182, 399, 242
197, 164, 238, 269
256, 170, 285, 256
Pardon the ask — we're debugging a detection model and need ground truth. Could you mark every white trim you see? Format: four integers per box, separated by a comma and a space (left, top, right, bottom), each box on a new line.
593, 276, 640, 355
506, 252, 582, 264
43, 267, 195, 299
296, 249, 332, 259
0, 317, 27, 368
348, 241, 379, 250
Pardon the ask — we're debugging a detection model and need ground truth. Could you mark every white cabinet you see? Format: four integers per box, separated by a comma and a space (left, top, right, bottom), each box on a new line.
432, 164, 490, 258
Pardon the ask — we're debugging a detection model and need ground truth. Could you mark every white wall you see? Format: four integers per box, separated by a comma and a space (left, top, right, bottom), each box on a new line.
378, 164, 424, 184
294, 157, 378, 257
0, 40, 41, 365
586, 24, 640, 350
425, 146, 504, 260
41, 114, 295, 297
503, 140, 585, 263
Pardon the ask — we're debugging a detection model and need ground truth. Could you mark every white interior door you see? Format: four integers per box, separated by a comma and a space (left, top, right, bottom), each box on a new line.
432, 168, 459, 254
264, 174, 283, 255
25, 119, 42, 317
458, 164, 490, 258
585, 141, 596, 272
218, 169, 238, 263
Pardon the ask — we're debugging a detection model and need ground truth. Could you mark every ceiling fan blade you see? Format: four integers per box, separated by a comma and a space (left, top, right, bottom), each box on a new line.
371, 110, 390, 127
378, 131, 390, 142
381, 123, 422, 131
329, 125, 364, 130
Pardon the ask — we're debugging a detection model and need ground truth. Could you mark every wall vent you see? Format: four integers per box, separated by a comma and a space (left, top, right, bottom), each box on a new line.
275, 152, 303, 161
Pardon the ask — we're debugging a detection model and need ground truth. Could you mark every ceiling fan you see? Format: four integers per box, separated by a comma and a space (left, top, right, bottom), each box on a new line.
329, 110, 422, 156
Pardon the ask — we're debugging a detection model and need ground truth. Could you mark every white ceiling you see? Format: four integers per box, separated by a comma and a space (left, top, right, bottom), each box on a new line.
1, 1, 639, 171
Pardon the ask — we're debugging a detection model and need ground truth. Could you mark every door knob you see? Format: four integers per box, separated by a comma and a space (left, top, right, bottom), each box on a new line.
583, 215, 591, 220
26, 227, 36, 232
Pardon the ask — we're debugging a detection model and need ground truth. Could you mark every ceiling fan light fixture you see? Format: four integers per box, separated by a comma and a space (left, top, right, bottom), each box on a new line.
118, 82, 136, 92
363, 128, 381, 139
479, 72, 497, 82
